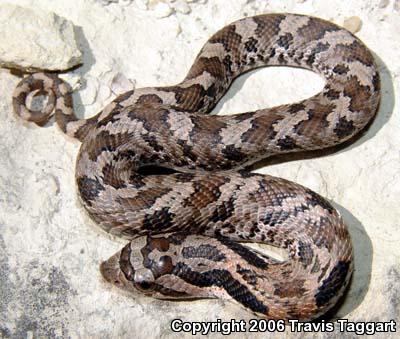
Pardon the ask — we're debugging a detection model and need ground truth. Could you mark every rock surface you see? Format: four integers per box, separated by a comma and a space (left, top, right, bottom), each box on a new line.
0, 4, 82, 71
0, 0, 399, 338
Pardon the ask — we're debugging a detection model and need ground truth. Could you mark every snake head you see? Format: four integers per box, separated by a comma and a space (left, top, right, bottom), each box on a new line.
100, 236, 158, 295
100, 235, 204, 300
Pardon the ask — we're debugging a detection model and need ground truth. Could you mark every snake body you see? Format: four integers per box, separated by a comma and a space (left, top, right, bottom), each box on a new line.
13, 14, 380, 320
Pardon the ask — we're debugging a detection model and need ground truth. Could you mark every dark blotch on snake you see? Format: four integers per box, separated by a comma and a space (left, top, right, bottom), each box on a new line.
244, 37, 258, 53
222, 145, 247, 163
276, 33, 293, 49
315, 261, 351, 307
297, 240, 314, 267
77, 176, 105, 206
277, 135, 298, 150
333, 117, 356, 138
306, 42, 330, 66
173, 263, 269, 314
120, 243, 134, 281
182, 244, 226, 261
209, 196, 236, 223
333, 64, 350, 75
236, 265, 259, 286
142, 207, 175, 231
305, 189, 335, 213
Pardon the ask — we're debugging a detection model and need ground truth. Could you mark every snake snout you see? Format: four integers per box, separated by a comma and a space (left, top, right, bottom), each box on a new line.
100, 252, 124, 287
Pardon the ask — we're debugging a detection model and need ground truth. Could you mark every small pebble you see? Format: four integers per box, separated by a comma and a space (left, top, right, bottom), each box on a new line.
378, 0, 390, 8
136, 0, 149, 10
153, 2, 174, 18
60, 73, 82, 91
173, 22, 183, 36
110, 72, 136, 94
173, 0, 191, 14
46, 174, 60, 196
80, 77, 99, 105
395, 0, 400, 11
343, 16, 362, 33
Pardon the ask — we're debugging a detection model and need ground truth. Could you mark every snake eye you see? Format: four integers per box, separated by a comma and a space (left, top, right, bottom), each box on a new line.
135, 280, 154, 291
133, 268, 155, 292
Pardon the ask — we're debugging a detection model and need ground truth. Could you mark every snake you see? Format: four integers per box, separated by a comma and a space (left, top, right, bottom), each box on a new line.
12, 13, 380, 321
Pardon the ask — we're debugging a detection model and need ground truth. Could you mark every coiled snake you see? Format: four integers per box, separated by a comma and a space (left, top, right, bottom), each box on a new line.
12, 14, 380, 320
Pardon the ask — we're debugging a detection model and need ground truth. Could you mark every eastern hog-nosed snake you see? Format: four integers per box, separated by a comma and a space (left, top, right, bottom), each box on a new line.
12, 14, 380, 320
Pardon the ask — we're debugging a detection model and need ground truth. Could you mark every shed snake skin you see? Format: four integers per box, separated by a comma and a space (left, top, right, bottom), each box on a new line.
12, 14, 380, 320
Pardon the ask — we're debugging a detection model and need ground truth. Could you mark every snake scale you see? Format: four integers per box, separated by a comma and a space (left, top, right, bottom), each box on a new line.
12, 14, 380, 321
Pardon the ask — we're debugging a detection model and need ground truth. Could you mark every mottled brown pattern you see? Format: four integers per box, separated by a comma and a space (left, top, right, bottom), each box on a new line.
253, 14, 285, 41
297, 16, 339, 42
209, 24, 243, 54
12, 14, 380, 321
187, 56, 227, 80
135, 94, 163, 106
333, 39, 375, 66
344, 76, 374, 113
274, 279, 307, 298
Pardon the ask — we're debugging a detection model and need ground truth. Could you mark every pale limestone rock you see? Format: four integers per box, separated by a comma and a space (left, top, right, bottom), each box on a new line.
0, 4, 82, 71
